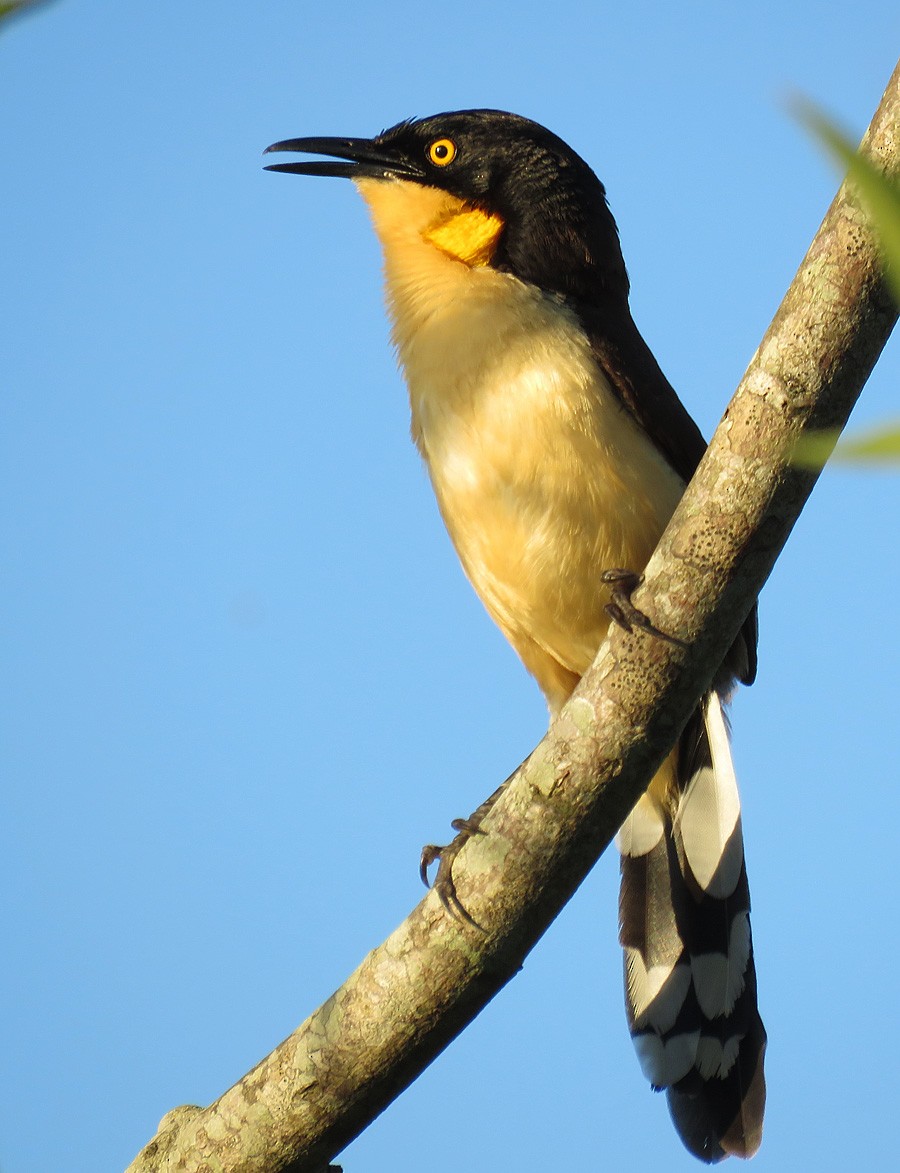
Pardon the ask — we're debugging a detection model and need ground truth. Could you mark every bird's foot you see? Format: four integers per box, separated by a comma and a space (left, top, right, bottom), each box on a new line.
602, 568, 687, 648
420, 763, 529, 930
420, 816, 488, 931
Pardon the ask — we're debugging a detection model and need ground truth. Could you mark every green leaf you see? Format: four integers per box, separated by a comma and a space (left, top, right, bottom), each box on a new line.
796, 99, 900, 305
0, 1, 58, 28
793, 422, 900, 469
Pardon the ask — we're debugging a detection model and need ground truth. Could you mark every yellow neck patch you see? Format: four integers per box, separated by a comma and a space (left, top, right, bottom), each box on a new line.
423, 205, 505, 267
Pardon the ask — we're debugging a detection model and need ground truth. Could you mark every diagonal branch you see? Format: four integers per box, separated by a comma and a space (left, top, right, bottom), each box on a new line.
126, 60, 900, 1173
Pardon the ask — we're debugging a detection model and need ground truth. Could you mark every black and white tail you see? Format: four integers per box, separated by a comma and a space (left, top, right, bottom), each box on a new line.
617, 692, 766, 1162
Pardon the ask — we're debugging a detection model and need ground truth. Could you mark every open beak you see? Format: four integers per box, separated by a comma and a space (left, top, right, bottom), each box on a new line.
263, 136, 424, 181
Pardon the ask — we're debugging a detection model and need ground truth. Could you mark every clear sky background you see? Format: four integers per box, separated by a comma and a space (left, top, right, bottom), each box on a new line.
3, 4, 899, 1172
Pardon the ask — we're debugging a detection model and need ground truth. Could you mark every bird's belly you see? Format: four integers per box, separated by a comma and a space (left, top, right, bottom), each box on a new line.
428, 421, 675, 692
402, 275, 685, 708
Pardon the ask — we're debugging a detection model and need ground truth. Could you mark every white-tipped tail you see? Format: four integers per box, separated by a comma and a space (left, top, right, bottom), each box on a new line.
618, 693, 766, 1162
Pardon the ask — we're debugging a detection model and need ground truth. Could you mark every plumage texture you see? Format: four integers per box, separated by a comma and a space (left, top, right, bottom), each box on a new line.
355, 176, 685, 712
273, 108, 765, 1159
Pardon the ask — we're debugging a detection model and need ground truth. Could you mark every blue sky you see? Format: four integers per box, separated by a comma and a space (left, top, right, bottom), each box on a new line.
3, 4, 899, 1172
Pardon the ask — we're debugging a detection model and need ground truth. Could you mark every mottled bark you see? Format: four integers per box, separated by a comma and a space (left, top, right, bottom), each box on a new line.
126, 61, 900, 1173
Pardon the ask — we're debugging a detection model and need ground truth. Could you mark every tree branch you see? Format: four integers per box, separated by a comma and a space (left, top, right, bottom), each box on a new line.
126, 61, 900, 1173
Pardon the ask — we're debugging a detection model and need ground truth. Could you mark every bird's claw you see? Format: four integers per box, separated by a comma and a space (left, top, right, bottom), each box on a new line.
602, 568, 687, 648
420, 818, 487, 931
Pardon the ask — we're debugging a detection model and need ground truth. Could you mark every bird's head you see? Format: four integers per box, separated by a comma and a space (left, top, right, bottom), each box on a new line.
265, 109, 628, 303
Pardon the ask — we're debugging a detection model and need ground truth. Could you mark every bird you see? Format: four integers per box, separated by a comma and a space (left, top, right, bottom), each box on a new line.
264, 109, 766, 1163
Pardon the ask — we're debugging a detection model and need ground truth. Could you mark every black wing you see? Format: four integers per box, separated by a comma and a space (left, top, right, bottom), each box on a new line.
576, 297, 708, 484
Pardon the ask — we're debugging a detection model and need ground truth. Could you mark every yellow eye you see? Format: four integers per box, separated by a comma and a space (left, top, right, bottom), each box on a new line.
427, 138, 457, 166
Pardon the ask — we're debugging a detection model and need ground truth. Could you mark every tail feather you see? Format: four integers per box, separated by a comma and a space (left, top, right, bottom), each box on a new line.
675, 695, 743, 900
618, 692, 766, 1161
